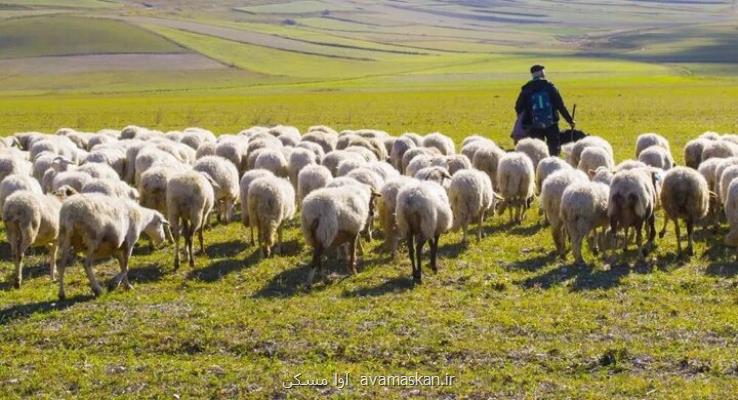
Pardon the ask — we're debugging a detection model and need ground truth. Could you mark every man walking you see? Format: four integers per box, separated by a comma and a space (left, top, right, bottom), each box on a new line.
515, 65, 575, 156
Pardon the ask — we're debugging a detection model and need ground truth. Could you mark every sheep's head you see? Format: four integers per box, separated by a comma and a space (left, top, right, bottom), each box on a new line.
53, 185, 78, 199
144, 211, 172, 246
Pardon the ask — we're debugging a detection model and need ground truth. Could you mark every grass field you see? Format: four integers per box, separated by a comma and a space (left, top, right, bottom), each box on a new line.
2, 0, 738, 398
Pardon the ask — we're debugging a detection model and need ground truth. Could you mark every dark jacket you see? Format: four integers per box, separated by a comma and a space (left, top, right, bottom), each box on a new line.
515, 78, 573, 128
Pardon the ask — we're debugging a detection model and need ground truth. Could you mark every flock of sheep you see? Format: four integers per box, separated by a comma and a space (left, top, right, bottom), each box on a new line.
0, 125, 736, 299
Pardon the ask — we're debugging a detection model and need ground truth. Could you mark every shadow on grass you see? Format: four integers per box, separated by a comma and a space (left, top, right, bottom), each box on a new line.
508, 252, 560, 272
251, 263, 313, 298
0, 294, 94, 325
128, 263, 167, 284
205, 240, 248, 258
187, 248, 261, 283
341, 275, 415, 297
520, 261, 631, 291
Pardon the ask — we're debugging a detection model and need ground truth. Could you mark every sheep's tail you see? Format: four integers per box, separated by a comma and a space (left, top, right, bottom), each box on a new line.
302, 204, 338, 248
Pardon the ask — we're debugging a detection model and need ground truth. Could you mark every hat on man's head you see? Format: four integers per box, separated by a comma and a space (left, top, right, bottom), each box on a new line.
530, 64, 545, 74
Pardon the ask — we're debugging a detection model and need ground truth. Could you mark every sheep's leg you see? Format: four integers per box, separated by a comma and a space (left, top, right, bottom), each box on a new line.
12, 240, 24, 289
185, 223, 195, 269
686, 217, 695, 256
276, 224, 284, 255
477, 210, 485, 242
461, 223, 468, 244
173, 221, 181, 271
415, 238, 425, 280
648, 214, 656, 244
407, 234, 419, 282
430, 235, 439, 273
249, 224, 255, 246
366, 215, 374, 242
83, 255, 103, 297
348, 235, 358, 275
572, 230, 583, 264
306, 246, 322, 288
635, 221, 645, 260
47, 243, 58, 282
673, 218, 682, 255
553, 223, 565, 257
659, 215, 668, 238
57, 237, 71, 300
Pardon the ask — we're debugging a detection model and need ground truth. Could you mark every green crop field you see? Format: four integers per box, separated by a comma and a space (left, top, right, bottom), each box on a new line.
2, 0, 738, 398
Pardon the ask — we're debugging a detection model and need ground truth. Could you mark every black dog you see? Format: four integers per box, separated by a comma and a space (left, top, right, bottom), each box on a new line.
559, 129, 588, 145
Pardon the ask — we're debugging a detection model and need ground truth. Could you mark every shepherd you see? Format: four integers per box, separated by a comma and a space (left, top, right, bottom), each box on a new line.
514, 64, 576, 156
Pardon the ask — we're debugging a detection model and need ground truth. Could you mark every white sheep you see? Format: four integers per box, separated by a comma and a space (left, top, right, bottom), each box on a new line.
515, 138, 549, 170
460, 136, 495, 162
193, 155, 240, 223
390, 136, 416, 173
247, 177, 296, 257
401, 147, 440, 174
423, 132, 455, 155
0, 154, 32, 183
541, 169, 588, 256
566, 136, 614, 168
638, 146, 674, 170
378, 176, 414, 257
659, 167, 709, 255
322, 150, 365, 176
701, 140, 738, 162
396, 180, 453, 282
57, 194, 170, 299
560, 181, 610, 263
254, 148, 289, 178
615, 160, 648, 172
296, 141, 325, 163
472, 145, 506, 191
3, 191, 63, 288
81, 178, 139, 200
723, 179, 738, 247
448, 169, 496, 242
635, 133, 670, 157
720, 165, 738, 208
684, 138, 711, 169
365, 161, 399, 182
239, 169, 275, 245
138, 165, 177, 215
166, 171, 215, 270
0, 174, 42, 213
414, 166, 451, 186
288, 148, 319, 189
336, 158, 366, 177
608, 168, 659, 258
196, 142, 217, 159
536, 156, 571, 194
297, 165, 332, 205
215, 139, 249, 175
433, 154, 471, 175
578, 146, 614, 174
496, 152, 535, 224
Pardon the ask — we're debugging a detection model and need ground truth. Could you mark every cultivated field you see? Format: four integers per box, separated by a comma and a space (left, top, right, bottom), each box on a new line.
1, 1, 738, 399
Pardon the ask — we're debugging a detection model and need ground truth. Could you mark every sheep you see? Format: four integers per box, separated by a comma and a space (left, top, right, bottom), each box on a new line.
720, 165, 738, 208
616, 160, 648, 172
378, 176, 414, 257
32, 152, 58, 182
536, 156, 571, 194
166, 171, 215, 270
180, 127, 216, 150
138, 165, 176, 215
365, 161, 399, 182
684, 138, 711, 169
239, 169, 275, 246
345, 145, 379, 162
301, 184, 379, 287
724, 179, 738, 247
196, 142, 217, 159
608, 168, 659, 258
635, 133, 670, 157
659, 167, 709, 255
541, 169, 588, 256
215, 139, 249, 175
460, 136, 495, 161
701, 140, 738, 162
77, 162, 121, 181
0, 174, 42, 213
414, 166, 451, 186
296, 141, 325, 162
401, 132, 424, 146
0, 154, 32, 183
698, 157, 724, 230
496, 152, 535, 223
578, 146, 614, 174
322, 150, 365, 176
401, 147, 440, 174
29, 136, 79, 163
297, 164, 332, 204
3, 191, 63, 288
448, 169, 496, 243
88, 132, 118, 149
390, 136, 416, 172
254, 148, 288, 178
700, 131, 721, 141
192, 156, 239, 224
423, 132, 455, 155
515, 138, 549, 170
347, 168, 385, 239
156, 140, 196, 166
56, 194, 170, 299
433, 154, 471, 175
566, 136, 614, 168
590, 166, 614, 185
288, 148, 319, 189
51, 171, 93, 194
559, 181, 610, 263
638, 146, 674, 170
472, 145, 506, 191
83, 148, 126, 179
405, 154, 435, 178
134, 147, 181, 185
336, 159, 366, 177
120, 125, 150, 140
247, 177, 296, 257
81, 178, 139, 200
301, 130, 337, 154
396, 180, 453, 283
269, 125, 301, 147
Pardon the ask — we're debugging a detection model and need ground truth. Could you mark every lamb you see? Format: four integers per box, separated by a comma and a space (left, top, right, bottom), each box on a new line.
540, 169, 588, 256
138, 165, 177, 215
448, 169, 496, 242
472, 145, 506, 191
378, 176, 414, 257
254, 148, 289, 178
423, 132, 455, 155
81, 178, 139, 200
239, 169, 275, 245
496, 152, 535, 223
0, 174, 42, 213
396, 180, 453, 282
166, 171, 215, 270
566, 136, 614, 168
659, 167, 709, 255
638, 146, 674, 170
288, 148, 319, 189
559, 181, 610, 263
390, 136, 416, 172
515, 138, 549, 170
56, 194, 170, 299
684, 138, 711, 169
3, 191, 63, 288
578, 146, 614, 174
297, 164, 332, 204
301, 184, 379, 286
247, 177, 296, 257
193, 155, 240, 223
608, 168, 659, 258
635, 133, 670, 157
536, 156, 571, 194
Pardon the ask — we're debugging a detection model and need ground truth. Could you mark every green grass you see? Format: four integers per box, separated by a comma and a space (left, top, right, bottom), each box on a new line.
0, 15, 185, 59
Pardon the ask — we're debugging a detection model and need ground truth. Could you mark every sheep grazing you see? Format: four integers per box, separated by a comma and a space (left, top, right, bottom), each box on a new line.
301, 130, 337, 154
297, 165, 332, 204
296, 141, 325, 163
322, 150, 365, 176
578, 146, 614, 174
448, 169, 496, 243
659, 167, 709, 255
56, 194, 170, 299
138, 165, 177, 215
288, 148, 318, 189
684, 138, 711, 169
460, 136, 495, 162
566, 136, 613, 168
401, 147, 440, 175
541, 169, 588, 256
215, 139, 248, 175
698, 157, 723, 229
254, 148, 289, 178
239, 169, 275, 245
536, 156, 571, 194
0, 174, 43, 213
616, 160, 648, 172
724, 180, 738, 247
638, 146, 674, 170
336, 158, 366, 177
81, 178, 139, 200
423, 132, 455, 155
496, 152, 535, 224
390, 136, 416, 173
396, 180, 453, 283
405, 154, 435, 178
559, 181, 610, 263
590, 166, 614, 185
0, 154, 32, 183
719, 165, 738, 207
434, 154, 471, 175
301, 184, 379, 287
3, 191, 63, 288
635, 133, 670, 157
608, 169, 659, 258
378, 176, 414, 257
414, 166, 451, 186
193, 155, 240, 223
247, 177, 296, 257
472, 145, 506, 191
515, 138, 549, 170
167, 171, 215, 270
701, 140, 738, 162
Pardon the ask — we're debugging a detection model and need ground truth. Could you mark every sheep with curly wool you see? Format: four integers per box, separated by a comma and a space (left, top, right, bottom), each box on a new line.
0, 174, 42, 213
